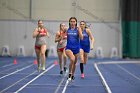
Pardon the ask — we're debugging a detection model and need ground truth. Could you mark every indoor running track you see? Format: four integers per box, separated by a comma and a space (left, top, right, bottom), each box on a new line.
0, 57, 140, 93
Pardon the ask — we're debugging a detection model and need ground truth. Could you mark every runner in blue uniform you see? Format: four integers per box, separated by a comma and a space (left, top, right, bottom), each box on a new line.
79, 21, 94, 78
65, 17, 83, 80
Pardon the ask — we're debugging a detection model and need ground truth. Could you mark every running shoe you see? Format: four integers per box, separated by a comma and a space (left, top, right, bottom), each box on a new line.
67, 77, 72, 81
60, 71, 63, 74
42, 66, 45, 71
81, 73, 85, 79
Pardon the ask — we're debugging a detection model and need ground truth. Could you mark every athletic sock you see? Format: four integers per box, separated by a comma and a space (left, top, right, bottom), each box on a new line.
71, 75, 75, 80
80, 63, 84, 74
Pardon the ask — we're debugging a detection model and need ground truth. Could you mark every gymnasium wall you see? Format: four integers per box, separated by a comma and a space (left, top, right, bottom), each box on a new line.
0, 0, 120, 21
0, 0, 121, 57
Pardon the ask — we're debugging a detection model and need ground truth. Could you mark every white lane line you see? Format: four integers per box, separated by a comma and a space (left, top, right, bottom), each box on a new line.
97, 61, 140, 65
117, 64, 140, 81
1, 61, 53, 92
61, 63, 79, 93
94, 63, 112, 93
62, 79, 70, 93
14, 64, 55, 93
0, 64, 33, 80
0, 71, 37, 93
1, 63, 14, 68
0, 62, 53, 75
54, 71, 68, 93
0, 64, 27, 74
0, 60, 32, 69
94, 61, 140, 93
26, 84, 103, 87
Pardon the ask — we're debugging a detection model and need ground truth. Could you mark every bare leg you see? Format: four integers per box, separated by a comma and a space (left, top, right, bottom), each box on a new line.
63, 48, 67, 71
65, 50, 75, 78
80, 49, 84, 64
57, 50, 63, 74
84, 53, 88, 64
71, 54, 79, 77
41, 45, 47, 70
35, 48, 41, 72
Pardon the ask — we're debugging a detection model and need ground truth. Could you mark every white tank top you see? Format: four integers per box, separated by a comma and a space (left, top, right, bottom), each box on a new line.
57, 31, 67, 49
35, 28, 47, 46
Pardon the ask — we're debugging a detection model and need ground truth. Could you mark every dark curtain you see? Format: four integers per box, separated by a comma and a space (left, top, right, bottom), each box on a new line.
121, 0, 140, 58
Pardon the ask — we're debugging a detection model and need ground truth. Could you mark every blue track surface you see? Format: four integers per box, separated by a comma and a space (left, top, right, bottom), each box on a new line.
0, 57, 140, 93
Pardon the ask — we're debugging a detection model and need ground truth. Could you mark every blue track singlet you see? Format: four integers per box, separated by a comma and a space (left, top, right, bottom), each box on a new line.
80, 29, 90, 53
66, 27, 80, 54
